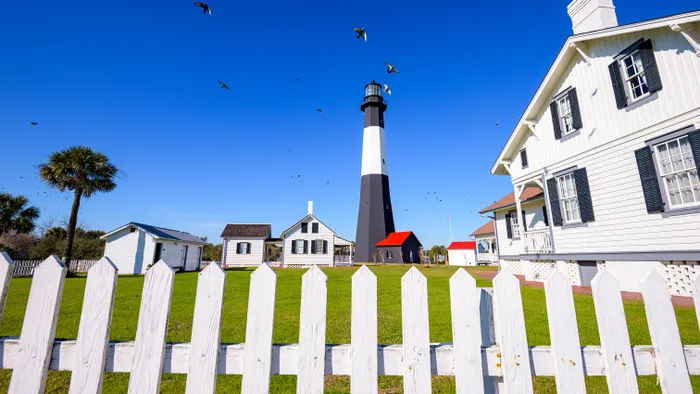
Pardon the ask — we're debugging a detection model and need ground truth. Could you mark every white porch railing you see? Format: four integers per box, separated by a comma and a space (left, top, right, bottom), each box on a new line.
523, 229, 553, 254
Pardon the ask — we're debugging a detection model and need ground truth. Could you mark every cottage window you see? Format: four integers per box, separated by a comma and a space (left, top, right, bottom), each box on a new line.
557, 172, 581, 224
622, 51, 649, 101
301, 222, 308, 233
315, 240, 324, 254
387, 250, 393, 259
520, 148, 528, 169
238, 243, 248, 254
557, 95, 575, 136
509, 210, 520, 239
295, 240, 305, 254
654, 136, 700, 208
312, 223, 319, 233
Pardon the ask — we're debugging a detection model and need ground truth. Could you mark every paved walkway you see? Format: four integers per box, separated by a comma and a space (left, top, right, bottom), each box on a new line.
473, 271, 695, 308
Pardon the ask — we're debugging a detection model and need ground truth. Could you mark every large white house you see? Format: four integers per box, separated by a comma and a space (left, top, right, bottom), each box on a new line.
488, 0, 700, 295
101, 222, 207, 274
280, 201, 353, 267
220, 224, 272, 267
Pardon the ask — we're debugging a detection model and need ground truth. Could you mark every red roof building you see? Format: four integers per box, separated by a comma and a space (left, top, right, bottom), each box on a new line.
374, 231, 422, 263
447, 241, 477, 250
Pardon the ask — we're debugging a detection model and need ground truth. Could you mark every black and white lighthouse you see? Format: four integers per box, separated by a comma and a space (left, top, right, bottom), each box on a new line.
355, 81, 395, 262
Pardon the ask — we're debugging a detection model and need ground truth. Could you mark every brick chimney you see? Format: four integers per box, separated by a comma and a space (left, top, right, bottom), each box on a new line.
567, 0, 618, 34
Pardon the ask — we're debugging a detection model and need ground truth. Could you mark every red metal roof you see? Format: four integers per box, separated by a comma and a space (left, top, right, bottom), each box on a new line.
447, 241, 477, 250
470, 221, 494, 237
376, 231, 414, 247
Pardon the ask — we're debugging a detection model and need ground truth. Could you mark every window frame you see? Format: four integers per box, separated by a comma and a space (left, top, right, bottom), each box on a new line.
301, 222, 308, 233
520, 148, 528, 169
295, 240, 305, 254
312, 223, 319, 233
314, 240, 324, 254
239, 242, 248, 254
387, 250, 393, 259
509, 210, 521, 239
556, 171, 582, 225
649, 131, 700, 211
620, 50, 650, 103
557, 94, 575, 136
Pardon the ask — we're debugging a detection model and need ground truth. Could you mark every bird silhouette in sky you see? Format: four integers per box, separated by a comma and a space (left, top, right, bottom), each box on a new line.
385, 63, 399, 74
30, 122, 38, 125
194, 2, 211, 15
353, 27, 367, 42
316, 108, 323, 115
217, 80, 230, 90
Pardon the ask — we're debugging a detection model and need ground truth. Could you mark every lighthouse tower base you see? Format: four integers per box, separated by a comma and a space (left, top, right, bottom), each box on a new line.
354, 174, 395, 263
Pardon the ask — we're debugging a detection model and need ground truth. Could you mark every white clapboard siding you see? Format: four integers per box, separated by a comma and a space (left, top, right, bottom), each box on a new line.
641, 272, 692, 394
493, 271, 534, 394
297, 265, 327, 394
8, 255, 67, 394
544, 272, 586, 393
68, 258, 118, 394
351, 265, 377, 394
186, 262, 227, 394
591, 270, 639, 394
401, 267, 431, 393
449, 269, 484, 393
128, 260, 175, 394
241, 264, 276, 394
693, 272, 700, 330
0, 252, 14, 323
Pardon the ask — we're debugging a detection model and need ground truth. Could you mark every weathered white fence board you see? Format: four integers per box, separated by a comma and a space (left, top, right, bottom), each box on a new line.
401, 267, 431, 393
241, 264, 276, 394
128, 261, 175, 394
544, 272, 586, 393
186, 262, 227, 394
592, 270, 639, 394
0, 252, 14, 323
8, 256, 66, 394
693, 272, 700, 330
641, 272, 692, 394
493, 271, 534, 394
351, 265, 377, 394
68, 258, 118, 394
449, 269, 484, 393
297, 265, 327, 394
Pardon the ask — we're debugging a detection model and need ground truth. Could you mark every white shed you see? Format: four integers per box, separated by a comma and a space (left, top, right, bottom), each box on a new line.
447, 241, 477, 266
220, 224, 272, 267
101, 222, 207, 274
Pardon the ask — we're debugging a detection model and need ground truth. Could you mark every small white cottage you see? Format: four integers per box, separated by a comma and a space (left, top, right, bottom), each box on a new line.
101, 222, 207, 274
447, 241, 477, 266
220, 224, 272, 267
280, 202, 353, 267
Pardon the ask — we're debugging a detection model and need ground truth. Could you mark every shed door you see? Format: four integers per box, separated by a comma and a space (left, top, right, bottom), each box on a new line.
578, 261, 598, 286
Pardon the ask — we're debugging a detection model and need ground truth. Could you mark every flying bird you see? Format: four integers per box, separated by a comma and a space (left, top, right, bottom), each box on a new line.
383, 84, 391, 95
30, 122, 38, 125
352, 27, 367, 42
296, 78, 300, 82
194, 2, 211, 14
385, 63, 399, 74
316, 108, 323, 115
217, 80, 230, 90
495, 122, 499, 126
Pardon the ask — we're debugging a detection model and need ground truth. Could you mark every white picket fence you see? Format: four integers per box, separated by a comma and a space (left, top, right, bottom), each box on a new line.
0, 251, 699, 394
12, 259, 98, 277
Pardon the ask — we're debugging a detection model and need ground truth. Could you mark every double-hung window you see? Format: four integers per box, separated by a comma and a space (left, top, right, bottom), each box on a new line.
609, 39, 662, 109
509, 210, 520, 239
654, 136, 700, 208
314, 240, 324, 254
556, 172, 581, 224
301, 222, 308, 233
295, 240, 305, 254
622, 51, 649, 101
557, 95, 575, 136
387, 250, 393, 259
550, 87, 582, 140
238, 243, 248, 254
312, 223, 319, 233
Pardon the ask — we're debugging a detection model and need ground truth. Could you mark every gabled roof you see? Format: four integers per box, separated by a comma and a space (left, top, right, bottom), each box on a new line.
470, 221, 495, 237
491, 9, 700, 175
479, 187, 544, 213
279, 214, 337, 238
376, 231, 422, 247
220, 224, 271, 238
101, 222, 208, 245
448, 241, 476, 250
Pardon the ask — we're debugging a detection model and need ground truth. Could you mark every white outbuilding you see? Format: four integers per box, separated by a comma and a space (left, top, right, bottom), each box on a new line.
447, 241, 477, 266
101, 222, 207, 274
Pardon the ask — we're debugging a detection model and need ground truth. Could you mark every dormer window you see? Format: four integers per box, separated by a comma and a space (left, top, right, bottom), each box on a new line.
550, 87, 582, 140
609, 38, 662, 109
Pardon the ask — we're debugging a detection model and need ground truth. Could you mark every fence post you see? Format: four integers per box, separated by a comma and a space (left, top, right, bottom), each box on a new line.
0, 252, 14, 324
449, 268, 484, 393
351, 265, 377, 394
128, 260, 175, 394
641, 272, 692, 393
186, 262, 227, 394
8, 255, 67, 394
401, 267, 431, 393
297, 265, 327, 394
692, 272, 700, 330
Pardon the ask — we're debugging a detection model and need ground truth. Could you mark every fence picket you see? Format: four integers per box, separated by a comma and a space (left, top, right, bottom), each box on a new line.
449, 269, 484, 393
296, 265, 327, 394
128, 260, 175, 394
0, 252, 14, 324
641, 272, 692, 393
241, 263, 276, 394
68, 258, 118, 394
8, 255, 67, 394
351, 265, 377, 394
493, 271, 534, 394
544, 271, 586, 393
591, 270, 639, 394
693, 272, 700, 330
401, 267, 431, 393
186, 262, 227, 394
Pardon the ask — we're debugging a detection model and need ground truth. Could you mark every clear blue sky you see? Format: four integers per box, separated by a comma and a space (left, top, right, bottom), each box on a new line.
1, 0, 696, 246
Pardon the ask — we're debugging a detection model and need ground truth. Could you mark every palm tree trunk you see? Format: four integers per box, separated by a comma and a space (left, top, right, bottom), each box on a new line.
63, 189, 82, 265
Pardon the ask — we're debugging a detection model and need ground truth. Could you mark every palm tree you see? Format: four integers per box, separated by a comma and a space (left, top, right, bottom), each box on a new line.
0, 193, 40, 235
38, 146, 119, 265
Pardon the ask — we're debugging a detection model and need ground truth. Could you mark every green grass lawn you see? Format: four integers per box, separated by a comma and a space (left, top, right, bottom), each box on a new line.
0, 264, 697, 393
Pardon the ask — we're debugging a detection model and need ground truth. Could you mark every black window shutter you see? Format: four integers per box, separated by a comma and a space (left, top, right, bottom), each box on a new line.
505, 213, 513, 239
568, 88, 583, 130
521, 210, 527, 233
236, 242, 241, 254
520, 149, 528, 168
542, 206, 549, 226
635, 146, 664, 213
639, 40, 662, 93
574, 168, 595, 223
303, 240, 308, 254
291, 240, 296, 254
550, 101, 562, 140
608, 61, 628, 109
247, 242, 251, 254
323, 240, 328, 254
689, 131, 700, 170
547, 178, 563, 226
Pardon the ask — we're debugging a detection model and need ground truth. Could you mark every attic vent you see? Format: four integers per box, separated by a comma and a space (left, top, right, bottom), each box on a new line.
129, 227, 136, 233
